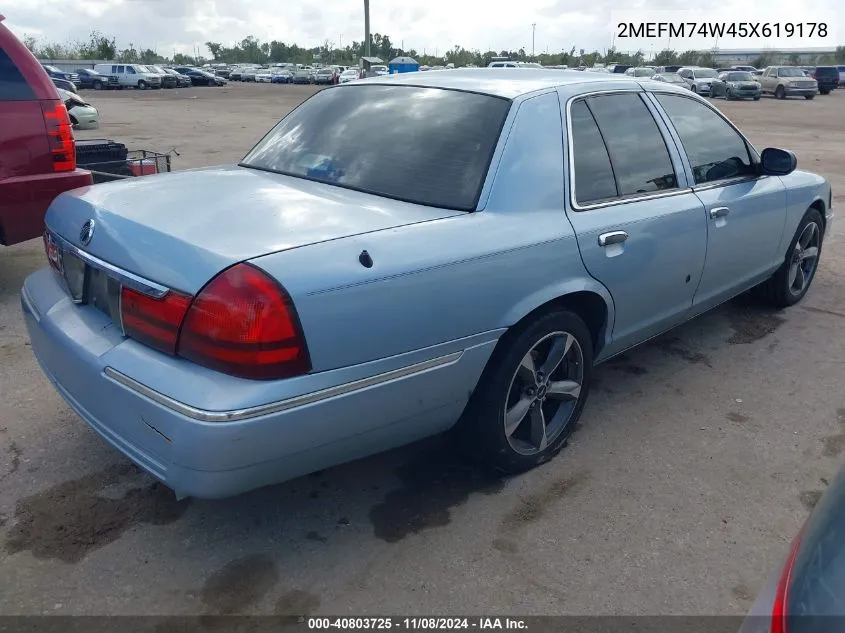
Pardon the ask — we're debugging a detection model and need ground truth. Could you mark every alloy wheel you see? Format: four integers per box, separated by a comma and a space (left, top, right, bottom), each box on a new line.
788, 221, 821, 296
503, 331, 584, 455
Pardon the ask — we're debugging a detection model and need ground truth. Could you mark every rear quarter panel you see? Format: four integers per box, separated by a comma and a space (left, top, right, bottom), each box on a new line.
250, 90, 612, 373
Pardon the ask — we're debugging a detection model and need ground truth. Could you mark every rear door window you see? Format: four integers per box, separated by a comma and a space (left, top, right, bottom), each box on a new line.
581, 93, 678, 197
0, 48, 36, 100
569, 100, 618, 205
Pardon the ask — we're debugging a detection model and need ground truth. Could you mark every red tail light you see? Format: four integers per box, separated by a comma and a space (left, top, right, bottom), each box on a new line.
771, 528, 806, 633
177, 263, 311, 380
121, 287, 193, 355
41, 101, 76, 172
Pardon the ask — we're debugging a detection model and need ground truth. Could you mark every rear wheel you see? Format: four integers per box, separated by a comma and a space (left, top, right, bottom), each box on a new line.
775, 85, 786, 99
457, 309, 593, 474
753, 209, 824, 308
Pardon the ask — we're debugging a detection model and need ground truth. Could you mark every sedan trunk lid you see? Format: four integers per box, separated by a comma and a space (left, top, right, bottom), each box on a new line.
45, 165, 462, 293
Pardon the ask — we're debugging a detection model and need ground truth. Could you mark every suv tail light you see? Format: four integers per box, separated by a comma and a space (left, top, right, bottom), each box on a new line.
771, 527, 806, 633
41, 101, 76, 172
177, 263, 311, 380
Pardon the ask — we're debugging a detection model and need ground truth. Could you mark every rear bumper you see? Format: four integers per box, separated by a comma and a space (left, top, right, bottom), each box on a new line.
0, 169, 92, 246
21, 268, 497, 498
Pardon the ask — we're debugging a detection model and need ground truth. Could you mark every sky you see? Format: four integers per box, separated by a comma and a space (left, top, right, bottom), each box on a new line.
3, 0, 842, 58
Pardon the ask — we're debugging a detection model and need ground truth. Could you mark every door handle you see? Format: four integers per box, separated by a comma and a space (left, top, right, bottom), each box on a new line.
598, 231, 628, 247
709, 206, 730, 219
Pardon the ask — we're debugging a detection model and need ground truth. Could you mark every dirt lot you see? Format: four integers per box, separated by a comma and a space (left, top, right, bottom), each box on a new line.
1, 82, 845, 617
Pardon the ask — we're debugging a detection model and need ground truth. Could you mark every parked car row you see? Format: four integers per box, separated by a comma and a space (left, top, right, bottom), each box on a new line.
228, 63, 365, 85
634, 64, 839, 101
40, 62, 226, 91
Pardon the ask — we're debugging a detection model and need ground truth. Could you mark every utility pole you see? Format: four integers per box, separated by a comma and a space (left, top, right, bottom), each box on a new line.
364, 0, 371, 57
532, 23, 536, 59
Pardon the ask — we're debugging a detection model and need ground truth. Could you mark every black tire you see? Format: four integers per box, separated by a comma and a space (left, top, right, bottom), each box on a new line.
725, 89, 732, 100
753, 208, 824, 308
93, 80, 103, 90
805, 94, 814, 100
207, 78, 215, 86
137, 80, 147, 90
456, 309, 593, 475
775, 85, 786, 99
690, 84, 698, 94
820, 89, 830, 95
753, 96, 760, 101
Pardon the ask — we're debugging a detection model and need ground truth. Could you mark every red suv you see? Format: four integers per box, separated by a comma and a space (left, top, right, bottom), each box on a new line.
0, 14, 92, 246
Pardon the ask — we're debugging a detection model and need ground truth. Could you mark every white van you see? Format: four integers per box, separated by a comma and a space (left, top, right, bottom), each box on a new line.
93, 63, 162, 90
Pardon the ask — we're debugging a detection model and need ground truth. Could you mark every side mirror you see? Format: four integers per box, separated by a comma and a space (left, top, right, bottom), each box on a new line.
760, 148, 797, 176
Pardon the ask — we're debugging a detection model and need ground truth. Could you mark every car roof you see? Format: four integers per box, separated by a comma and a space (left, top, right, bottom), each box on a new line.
353, 68, 652, 98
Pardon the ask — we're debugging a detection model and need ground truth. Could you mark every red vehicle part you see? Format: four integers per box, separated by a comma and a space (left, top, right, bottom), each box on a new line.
0, 14, 92, 246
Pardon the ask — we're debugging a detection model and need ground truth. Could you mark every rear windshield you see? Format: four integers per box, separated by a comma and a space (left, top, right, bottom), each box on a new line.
815, 67, 838, 77
241, 85, 511, 211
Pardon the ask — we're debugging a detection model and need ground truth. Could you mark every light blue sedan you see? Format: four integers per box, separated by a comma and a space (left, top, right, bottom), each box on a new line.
22, 69, 833, 499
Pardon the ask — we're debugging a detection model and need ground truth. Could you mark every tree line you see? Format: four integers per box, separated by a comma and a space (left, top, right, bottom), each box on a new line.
24, 30, 845, 69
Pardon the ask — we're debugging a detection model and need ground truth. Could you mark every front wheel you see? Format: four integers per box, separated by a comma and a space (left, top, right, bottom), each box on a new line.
753, 96, 760, 101
725, 89, 732, 100
137, 80, 147, 90
820, 89, 830, 95
753, 209, 824, 308
805, 94, 814, 100
775, 85, 786, 99
93, 80, 103, 90
457, 309, 593, 474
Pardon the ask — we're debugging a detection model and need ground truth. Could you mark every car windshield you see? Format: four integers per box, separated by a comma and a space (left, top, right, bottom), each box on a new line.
694, 68, 718, 78
633, 68, 653, 76
726, 72, 754, 81
778, 68, 806, 77
136, 65, 152, 72
241, 85, 511, 211
341, 70, 357, 76
43, 65, 60, 72
318, 69, 333, 75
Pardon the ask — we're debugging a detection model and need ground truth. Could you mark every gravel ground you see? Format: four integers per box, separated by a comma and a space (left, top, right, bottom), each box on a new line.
1, 82, 844, 617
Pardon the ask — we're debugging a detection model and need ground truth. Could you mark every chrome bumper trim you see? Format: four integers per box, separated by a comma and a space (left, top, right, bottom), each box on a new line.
104, 350, 464, 423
